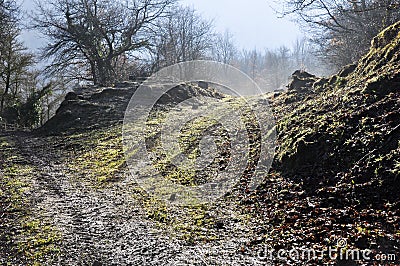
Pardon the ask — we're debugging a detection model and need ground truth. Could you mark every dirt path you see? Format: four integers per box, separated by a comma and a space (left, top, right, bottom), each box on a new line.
2, 132, 263, 266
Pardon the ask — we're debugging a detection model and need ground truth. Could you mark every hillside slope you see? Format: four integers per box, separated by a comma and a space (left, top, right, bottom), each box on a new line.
273, 21, 400, 202
240, 21, 400, 264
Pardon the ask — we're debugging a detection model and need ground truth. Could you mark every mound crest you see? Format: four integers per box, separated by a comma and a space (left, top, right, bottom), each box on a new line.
37, 82, 222, 135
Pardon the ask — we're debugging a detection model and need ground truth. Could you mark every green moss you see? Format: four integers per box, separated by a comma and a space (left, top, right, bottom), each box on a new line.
335, 76, 347, 87
390, 160, 400, 176
143, 197, 171, 223
68, 126, 125, 184
355, 21, 400, 83
0, 138, 60, 265
134, 190, 219, 243
60, 122, 225, 243
17, 219, 61, 262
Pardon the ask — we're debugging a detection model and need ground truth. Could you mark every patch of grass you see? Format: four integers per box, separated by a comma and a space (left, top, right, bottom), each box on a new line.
17, 219, 61, 263
68, 126, 125, 184
60, 122, 226, 242
0, 137, 60, 265
128, 178, 220, 243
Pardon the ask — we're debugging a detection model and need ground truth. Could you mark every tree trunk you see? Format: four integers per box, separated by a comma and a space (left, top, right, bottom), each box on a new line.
94, 59, 115, 86
0, 93, 5, 115
1, 65, 12, 115
90, 61, 97, 85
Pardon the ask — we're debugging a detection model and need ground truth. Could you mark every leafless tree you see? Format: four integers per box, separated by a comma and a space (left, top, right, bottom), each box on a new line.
150, 5, 214, 70
0, 0, 34, 114
235, 40, 325, 92
0, 0, 18, 36
32, 0, 176, 86
0, 27, 34, 113
279, 0, 400, 68
292, 38, 311, 69
212, 30, 237, 65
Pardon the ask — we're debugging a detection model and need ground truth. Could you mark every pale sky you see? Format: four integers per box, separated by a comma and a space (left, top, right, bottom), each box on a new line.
179, 0, 302, 50
20, 0, 302, 52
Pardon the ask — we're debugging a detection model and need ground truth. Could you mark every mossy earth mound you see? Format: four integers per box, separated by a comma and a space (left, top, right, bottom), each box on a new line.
239, 22, 399, 264
272, 21, 400, 202
37, 82, 223, 135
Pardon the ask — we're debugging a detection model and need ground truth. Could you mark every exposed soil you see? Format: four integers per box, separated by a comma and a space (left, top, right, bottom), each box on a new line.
0, 130, 267, 265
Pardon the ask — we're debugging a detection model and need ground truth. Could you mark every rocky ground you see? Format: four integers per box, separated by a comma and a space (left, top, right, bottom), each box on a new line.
0, 130, 273, 265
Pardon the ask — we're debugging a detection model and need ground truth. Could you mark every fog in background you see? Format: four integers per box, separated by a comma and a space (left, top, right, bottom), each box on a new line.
20, 0, 303, 52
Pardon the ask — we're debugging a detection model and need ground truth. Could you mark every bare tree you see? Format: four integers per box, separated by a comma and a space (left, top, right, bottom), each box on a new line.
279, 0, 400, 68
33, 0, 176, 86
0, 0, 35, 115
212, 30, 237, 65
0, 0, 18, 37
0, 27, 34, 113
292, 38, 310, 70
150, 5, 214, 70
235, 42, 325, 92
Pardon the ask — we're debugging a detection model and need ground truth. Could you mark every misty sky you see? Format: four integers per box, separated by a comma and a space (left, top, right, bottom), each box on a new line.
20, 0, 302, 53
180, 0, 302, 50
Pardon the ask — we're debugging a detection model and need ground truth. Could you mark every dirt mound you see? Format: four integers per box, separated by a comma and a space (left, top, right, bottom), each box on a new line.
235, 22, 400, 264
271, 21, 400, 202
287, 70, 317, 92
37, 82, 223, 135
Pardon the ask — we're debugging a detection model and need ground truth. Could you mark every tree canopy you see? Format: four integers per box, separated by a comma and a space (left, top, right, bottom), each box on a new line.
280, 0, 400, 68
33, 0, 176, 86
